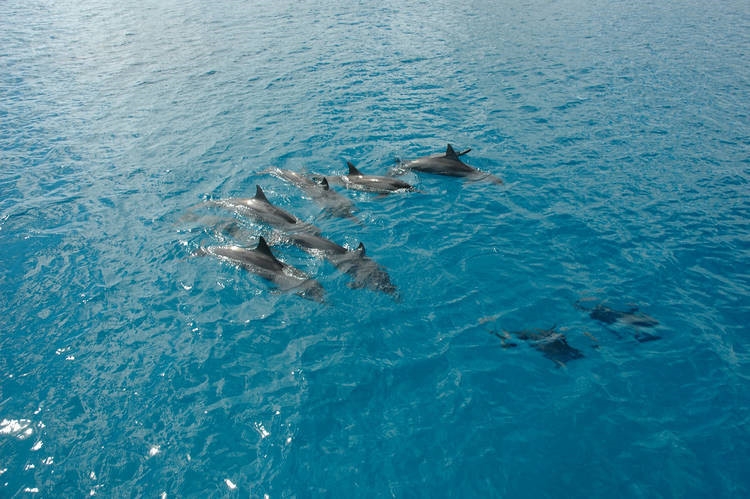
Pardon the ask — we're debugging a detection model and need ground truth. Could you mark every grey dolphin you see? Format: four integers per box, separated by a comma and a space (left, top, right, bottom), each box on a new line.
265, 167, 358, 220
575, 300, 660, 342
398, 144, 503, 184
326, 242, 398, 296
197, 236, 325, 302
215, 185, 321, 234
269, 230, 398, 296
589, 304, 659, 328
492, 326, 584, 366
326, 162, 414, 194
220, 223, 398, 297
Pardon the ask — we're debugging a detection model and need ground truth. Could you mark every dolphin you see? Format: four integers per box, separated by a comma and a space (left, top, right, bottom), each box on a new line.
492, 326, 584, 366
589, 304, 659, 328
214, 185, 321, 234
196, 236, 326, 302
397, 144, 503, 184
265, 167, 358, 220
575, 300, 660, 342
219, 222, 397, 296
326, 242, 398, 296
325, 162, 414, 194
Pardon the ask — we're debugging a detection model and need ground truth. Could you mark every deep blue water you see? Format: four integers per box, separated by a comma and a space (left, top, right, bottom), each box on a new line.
2, 0, 749, 496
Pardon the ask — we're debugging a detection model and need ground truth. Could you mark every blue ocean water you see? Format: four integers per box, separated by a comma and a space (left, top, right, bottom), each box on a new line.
2, 0, 749, 496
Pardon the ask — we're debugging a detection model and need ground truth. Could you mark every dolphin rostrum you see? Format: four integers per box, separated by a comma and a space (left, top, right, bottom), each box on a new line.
214, 185, 321, 234
265, 167, 358, 220
397, 144, 503, 184
196, 236, 326, 302
325, 162, 414, 194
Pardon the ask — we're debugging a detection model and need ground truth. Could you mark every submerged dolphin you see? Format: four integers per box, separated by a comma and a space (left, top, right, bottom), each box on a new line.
196, 236, 325, 302
575, 300, 660, 342
325, 162, 414, 194
397, 144, 503, 184
589, 304, 659, 328
265, 167, 358, 220
493, 326, 584, 366
214, 185, 321, 234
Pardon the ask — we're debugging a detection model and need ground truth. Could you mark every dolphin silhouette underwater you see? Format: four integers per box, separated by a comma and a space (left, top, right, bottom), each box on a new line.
492, 326, 584, 366
324, 162, 414, 194
196, 236, 326, 302
264, 167, 358, 220
396, 144, 503, 185
575, 300, 660, 342
211, 185, 321, 234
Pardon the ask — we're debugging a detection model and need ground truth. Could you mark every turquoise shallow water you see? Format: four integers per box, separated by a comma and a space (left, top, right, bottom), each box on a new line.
2, 0, 749, 496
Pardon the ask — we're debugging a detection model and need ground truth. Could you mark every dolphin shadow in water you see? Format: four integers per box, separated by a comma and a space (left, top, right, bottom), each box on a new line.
491, 326, 584, 366
323, 162, 414, 194
394, 144, 504, 185
575, 300, 661, 343
195, 236, 326, 303
264, 167, 359, 221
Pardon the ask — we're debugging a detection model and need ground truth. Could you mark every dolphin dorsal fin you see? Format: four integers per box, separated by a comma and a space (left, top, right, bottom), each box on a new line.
445, 144, 459, 160
254, 185, 270, 203
355, 242, 366, 256
347, 162, 363, 176
321, 177, 330, 190
256, 236, 278, 260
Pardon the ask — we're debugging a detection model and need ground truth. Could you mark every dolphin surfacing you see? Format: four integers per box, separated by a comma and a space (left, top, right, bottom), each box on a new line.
327, 242, 398, 297
265, 167, 358, 220
219, 221, 399, 297
398, 144, 503, 185
214, 185, 321, 234
325, 162, 414, 194
279, 232, 398, 296
197, 236, 325, 302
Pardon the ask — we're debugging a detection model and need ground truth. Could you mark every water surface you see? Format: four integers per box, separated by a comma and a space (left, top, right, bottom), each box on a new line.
1, 0, 749, 496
